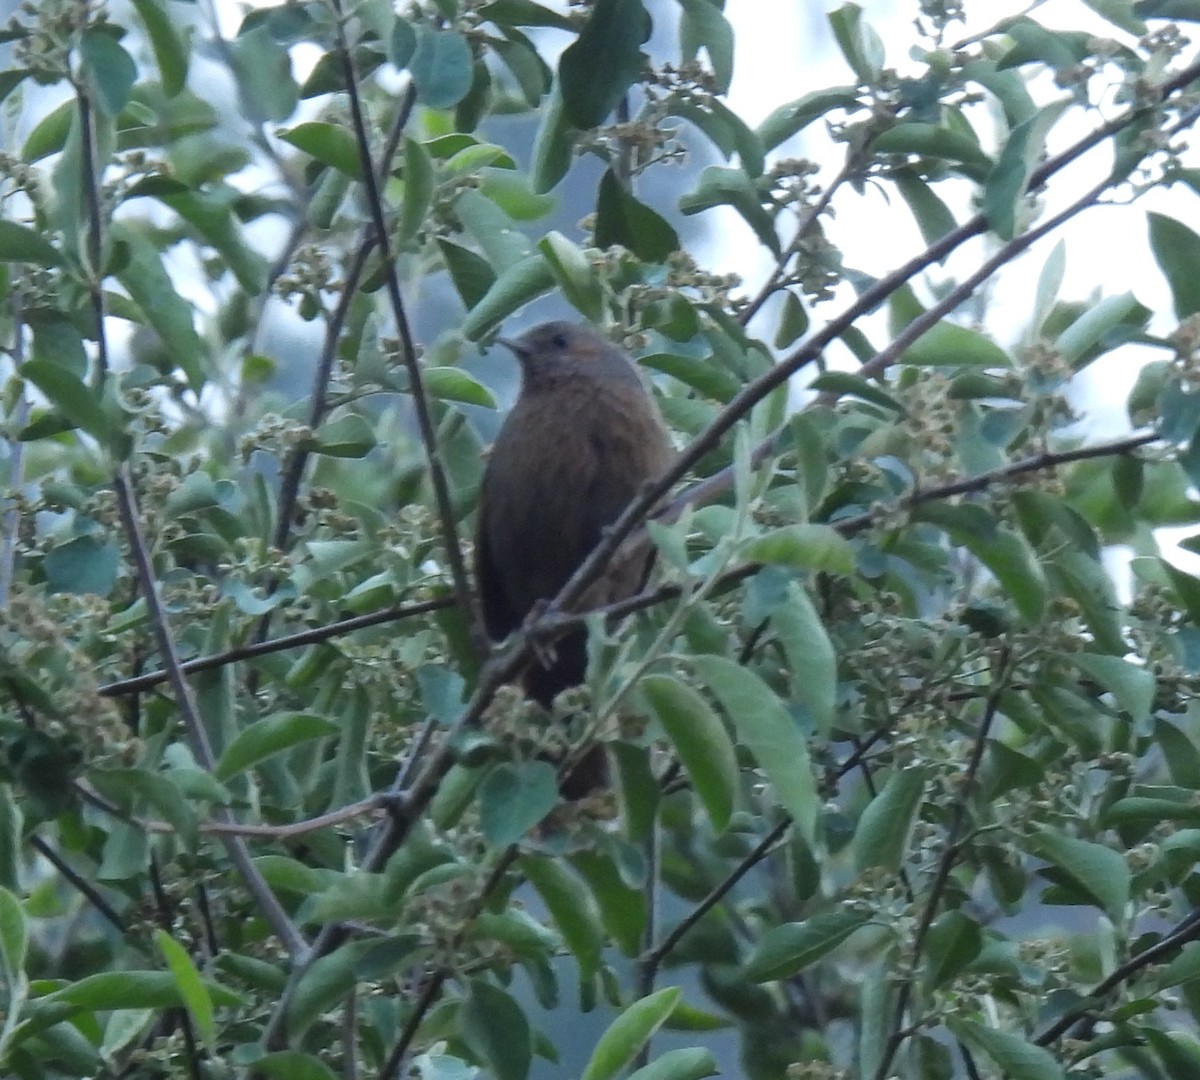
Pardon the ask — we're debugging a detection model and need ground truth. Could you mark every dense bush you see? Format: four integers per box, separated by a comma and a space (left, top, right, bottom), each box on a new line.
3, 1, 1200, 1077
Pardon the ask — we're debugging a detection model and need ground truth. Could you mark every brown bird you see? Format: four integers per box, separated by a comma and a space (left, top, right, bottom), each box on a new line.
475, 321, 674, 795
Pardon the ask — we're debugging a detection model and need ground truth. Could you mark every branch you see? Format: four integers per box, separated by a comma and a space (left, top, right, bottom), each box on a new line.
378, 848, 520, 1080
871, 646, 1013, 1080
0, 286, 28, 609
97, 595, 454, 698
114, 468, 309, 962
739, 148, 862, 327
331, 6, 476, 635
74, 81, 110, 383
271, 86, 418, 551
1036, 906, 1200, 1046
641, 816, 791, 970
29, 834, 125, 933
541, 53, 1200, 630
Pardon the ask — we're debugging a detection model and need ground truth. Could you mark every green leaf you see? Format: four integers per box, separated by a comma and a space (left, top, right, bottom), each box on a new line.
854, 767, 925, 873
1031, 829, 1130, 920
214, 713, 339, 782
230, 26, 297, 123
43, 535, 120, 597
692, 657, 819, 842
828, 2, 884, 85
559, 0, 651, 129
1073, 654, 1155, 722
923, 910, 983, 989
399, 137, 435, 244
581, 987, 681, 1080
756, 86, 860, 152
627, 1049, 718, 1080
311, 414, 376, 458
456, 188, 533, 268
460, 979, 532, 1080
461, 254, 556, 340
0, 221, 62, 266
112, 226, 206, 388
1082, 0, 1147, 33
678, 0, 733, 93
920, 509, 1046, 622
423, 367, 497, 408
149, 188, 270, 294
1055, 291, 1147, 368
155, 932, 215, 1047
1134, 0, 1200, 16
90, 767, 201, 851
538, 231, 604, 319
808, 371, 904, 412
902, 321, 1012, 368
774, 291, 809, 349
893, 170, 956, 247
670, 98, 764, 179
595, 168, 679, 262
744, 524, 855, 575
531, 80, 573, 192
81, 31, 138, 116
250, 1053, 338, 1080
1149, 211, 1200, 319
22, 361, 113, 445
131, 0, 189, 97
278, 122, 362, 177
478, 762, 558, 847
948, 1020, 1066, 1080
773, 584, 839, 738
571, 851, 644, 957
641, 675, 737, 833
871, 122, 991, 170
478, 0, 575, 30
411, 29, 475, 108
743, 910, 871, 982
984, 100, 1069, 240
0, 887, 28, 984
439, 239, 496, 309
522, 856, 604, 980
23, 99, 75, 162
680, 166, 779, 256
43, 970, 241, 1010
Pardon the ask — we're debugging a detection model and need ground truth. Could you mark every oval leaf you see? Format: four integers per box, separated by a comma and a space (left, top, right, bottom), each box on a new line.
641, 675, 737, 833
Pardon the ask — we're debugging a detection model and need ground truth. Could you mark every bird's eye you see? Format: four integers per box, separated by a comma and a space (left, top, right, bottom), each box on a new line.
551, 332, 569, 349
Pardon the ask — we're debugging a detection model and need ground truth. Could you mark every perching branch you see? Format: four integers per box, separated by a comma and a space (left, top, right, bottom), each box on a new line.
540, 52, 1200, 630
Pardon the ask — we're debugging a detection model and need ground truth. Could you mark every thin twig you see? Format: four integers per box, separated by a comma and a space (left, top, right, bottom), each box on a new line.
1036, 906, 1200, 1046
97, 595, 453, 698
740, 149, 861, 327
75, 82, 110, 383
378, 847, 520, 1079
641, 817, 791, 969
871, 646, 1013, 1080
29, 834, 125, 932
271, 88, 417, 551
0, 286, 28, 609
330, 10, 475, 634
114, 468, 309, 961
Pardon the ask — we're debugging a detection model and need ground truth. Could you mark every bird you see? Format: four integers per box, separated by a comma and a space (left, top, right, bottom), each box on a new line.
475, 321, 674, 796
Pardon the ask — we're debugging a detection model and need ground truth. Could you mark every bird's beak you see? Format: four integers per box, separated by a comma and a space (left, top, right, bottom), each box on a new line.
496, 335, 528, 359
